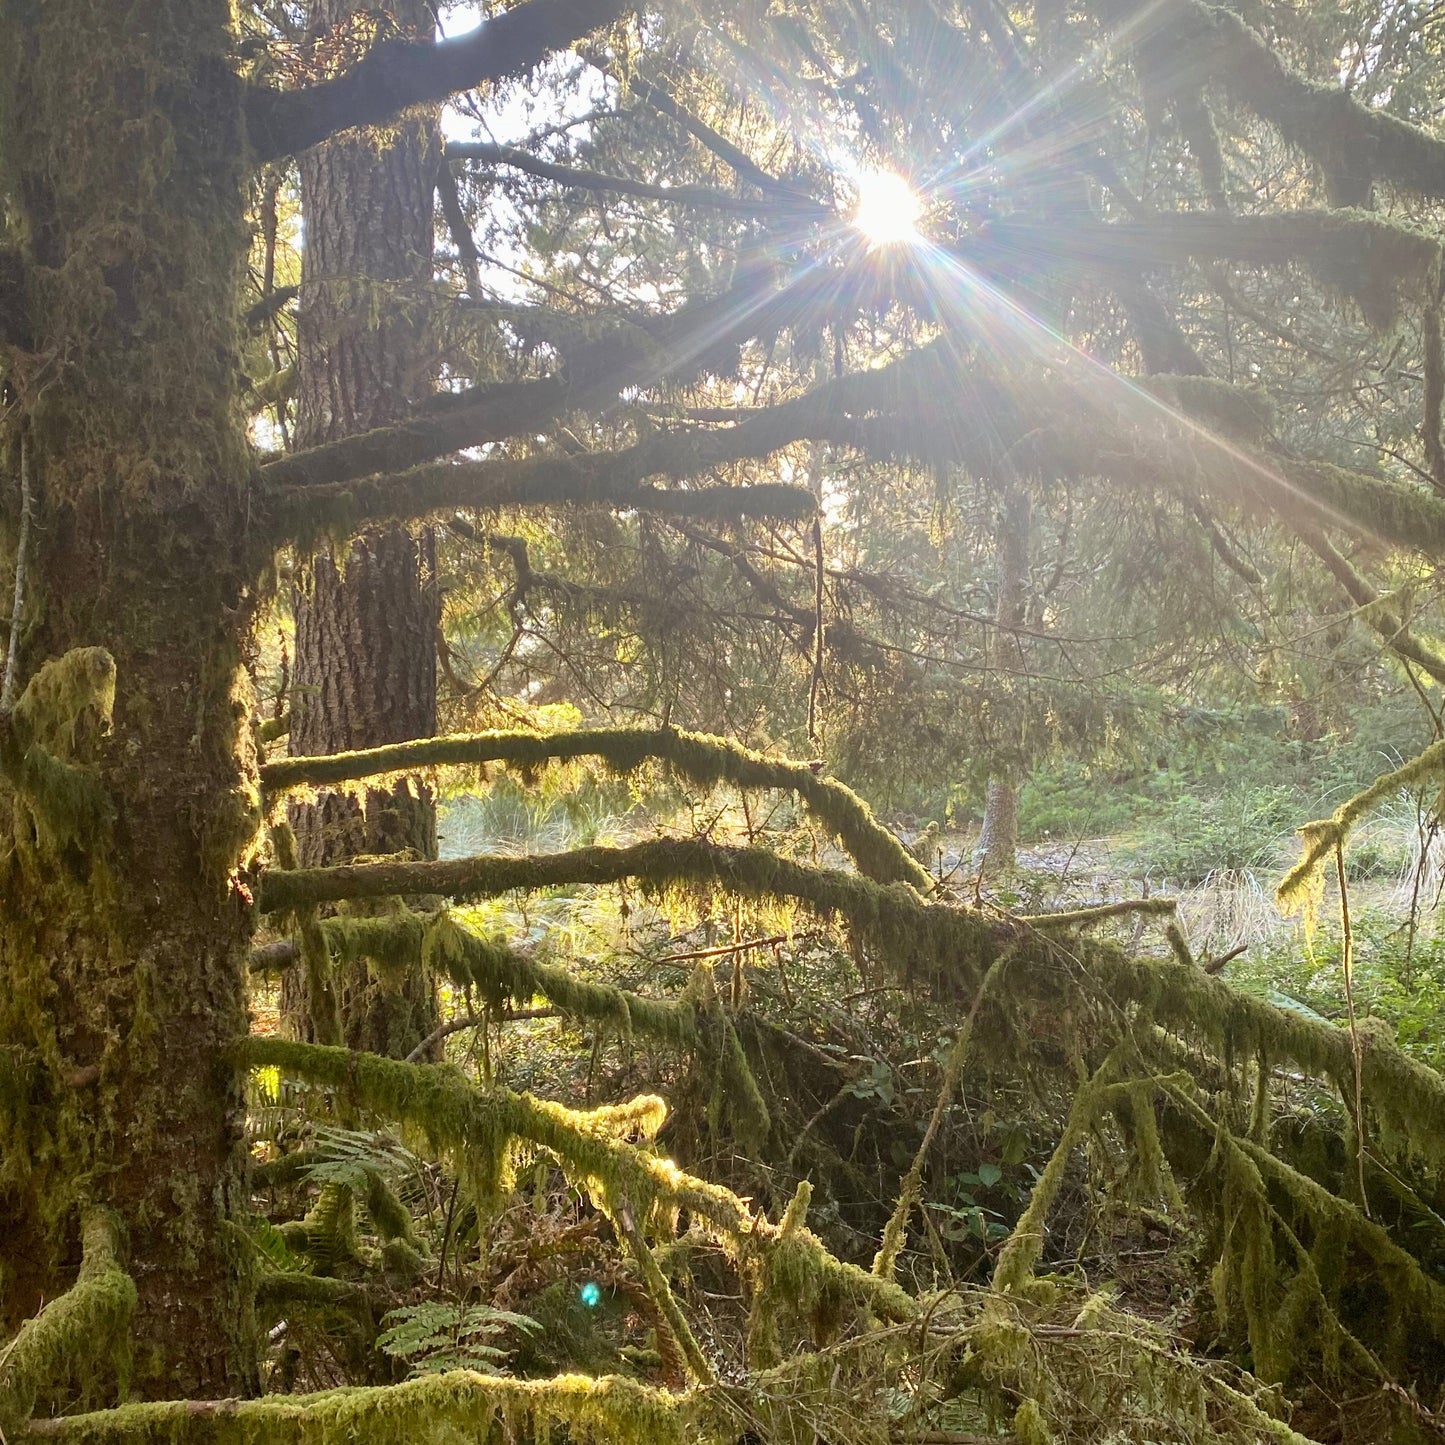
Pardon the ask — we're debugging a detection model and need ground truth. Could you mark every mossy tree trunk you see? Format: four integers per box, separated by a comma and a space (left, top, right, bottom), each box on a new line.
281, 0, 441, 1059
0, 0, 258, 1397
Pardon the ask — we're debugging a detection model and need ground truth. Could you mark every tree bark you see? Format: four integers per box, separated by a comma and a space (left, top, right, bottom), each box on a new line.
976, 484, 1031, 878
0, 1, 257, 1397
282, 0, 441, 1059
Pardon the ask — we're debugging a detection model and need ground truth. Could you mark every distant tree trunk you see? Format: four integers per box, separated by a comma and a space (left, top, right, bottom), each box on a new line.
976, 484, 1032, 878
281, 0, 441, 1058
0, 0, 257, 1395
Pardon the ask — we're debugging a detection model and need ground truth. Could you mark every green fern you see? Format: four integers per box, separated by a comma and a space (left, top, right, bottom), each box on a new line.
377, 1301, 540, 1378
303, 1126, 417, 1191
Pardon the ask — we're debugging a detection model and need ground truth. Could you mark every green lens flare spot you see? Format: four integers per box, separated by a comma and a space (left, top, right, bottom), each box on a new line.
579, 1281, 602, 1308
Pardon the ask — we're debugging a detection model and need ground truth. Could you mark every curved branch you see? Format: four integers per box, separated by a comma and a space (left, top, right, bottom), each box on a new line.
23, 1372, 700, 1445
259, 725, 931, 890
256, 261, 854, 492
246, 0, 632, 162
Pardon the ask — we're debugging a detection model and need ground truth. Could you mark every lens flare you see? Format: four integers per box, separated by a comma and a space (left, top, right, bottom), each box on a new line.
853, 170, 922, 246
579, 1280, 602, 1308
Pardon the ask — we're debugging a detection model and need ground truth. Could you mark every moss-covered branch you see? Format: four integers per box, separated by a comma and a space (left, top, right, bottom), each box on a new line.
1278, 736, 1445, 915
255, 263, 809, 492
267, 824, 340, 1046
1296, 522, 1445, 686
21, 1371, 707, 1445
261, 328, 946, 539
269, 458, 815, 550
246, 0, 631, 161
1182, 2, 1445, 203
422, 909, 770, 1147
256, 837, 1445, 1177
241, 1036, 917, 1329
0, 1209, 136, 1434
985, 211, 1440, 330
261, 725, 931, 890
305, 905, 771, 1143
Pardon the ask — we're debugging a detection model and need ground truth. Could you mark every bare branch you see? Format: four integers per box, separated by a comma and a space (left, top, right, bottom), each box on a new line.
445, 140, 828, 218
246, 0, 632, 162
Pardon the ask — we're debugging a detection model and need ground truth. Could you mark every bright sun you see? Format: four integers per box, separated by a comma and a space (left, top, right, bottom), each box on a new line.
852, 170, 922, 246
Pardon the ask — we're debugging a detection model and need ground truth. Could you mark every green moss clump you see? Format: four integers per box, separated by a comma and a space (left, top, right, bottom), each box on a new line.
0, 648, 118, 857
30, 1370, 710, 1445
0, 1208, 136, 1434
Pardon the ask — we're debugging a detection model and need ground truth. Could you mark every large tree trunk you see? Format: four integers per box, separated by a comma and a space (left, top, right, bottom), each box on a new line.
0, 0, 257, 1397
281, 0, 440, 1059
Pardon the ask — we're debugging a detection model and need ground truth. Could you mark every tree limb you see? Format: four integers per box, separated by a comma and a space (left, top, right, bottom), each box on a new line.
445, 140, 828, 219
0, 1209, 135, 1435
980, 211, 1440, 330
259, 723, 932, 889
268, 462, 815, 547
257, 260, 854, 492
1186, 2, 1445, 204
248, 835, 1445, 1180
246, 0, 632, 161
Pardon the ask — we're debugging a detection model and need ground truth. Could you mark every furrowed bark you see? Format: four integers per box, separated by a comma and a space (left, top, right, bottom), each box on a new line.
0, 0, 258, 1396
282, 0, 441, 1060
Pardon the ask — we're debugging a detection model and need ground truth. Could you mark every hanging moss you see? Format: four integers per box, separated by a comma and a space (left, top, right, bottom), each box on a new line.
260, 724, 932, 891
8, 647, 116, 754
993, 1059, 1116, 1298
1279, 736, 1445, 921
0, 1208, 136, 1435
322, 910, 430, 986
258, 834, 1445, 1180
0, 648, 118, 856
269, 823, 340, 1046
242, 1037, 916, 1335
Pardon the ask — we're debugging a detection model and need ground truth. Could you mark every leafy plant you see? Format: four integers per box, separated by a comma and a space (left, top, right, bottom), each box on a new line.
303, 1126, 418, 1192
376, 1301, 540, 1377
